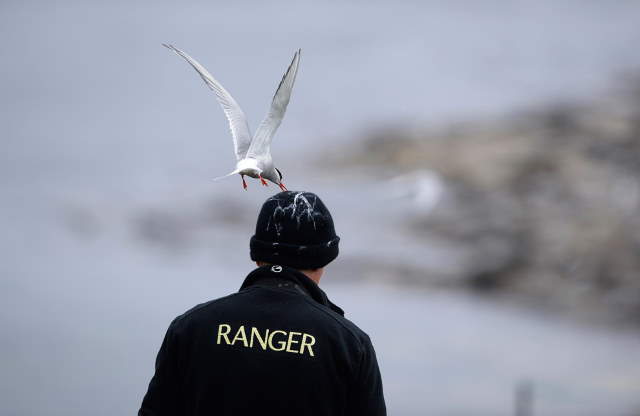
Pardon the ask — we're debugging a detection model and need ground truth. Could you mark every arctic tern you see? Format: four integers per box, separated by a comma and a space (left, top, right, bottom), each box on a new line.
163, 44, 300, 190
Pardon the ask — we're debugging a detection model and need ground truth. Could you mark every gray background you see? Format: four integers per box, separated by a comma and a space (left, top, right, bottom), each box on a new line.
2, 1, 640, 415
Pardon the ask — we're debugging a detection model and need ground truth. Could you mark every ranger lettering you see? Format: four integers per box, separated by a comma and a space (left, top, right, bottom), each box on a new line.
216, 324, 316, 357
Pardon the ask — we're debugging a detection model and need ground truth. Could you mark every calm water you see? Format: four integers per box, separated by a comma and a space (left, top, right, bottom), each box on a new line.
2, 0, 640, 414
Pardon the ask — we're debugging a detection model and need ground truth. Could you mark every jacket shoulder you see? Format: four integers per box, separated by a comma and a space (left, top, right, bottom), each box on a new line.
299, 295, 371, 352
168, 289, 259, 329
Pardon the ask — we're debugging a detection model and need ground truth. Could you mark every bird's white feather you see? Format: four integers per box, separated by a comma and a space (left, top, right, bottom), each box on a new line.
212, 169, 241, 181
163, 44, 253, 161
247, 49, 301, 159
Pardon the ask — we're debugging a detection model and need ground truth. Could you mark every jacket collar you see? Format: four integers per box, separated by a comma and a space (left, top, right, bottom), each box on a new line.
240, 265, 345, 316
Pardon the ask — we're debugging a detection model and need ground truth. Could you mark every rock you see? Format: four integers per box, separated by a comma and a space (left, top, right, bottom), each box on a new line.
334, 75, 640, 326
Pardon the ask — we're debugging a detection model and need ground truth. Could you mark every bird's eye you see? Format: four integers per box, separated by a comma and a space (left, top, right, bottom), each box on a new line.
275, 168, 283, 180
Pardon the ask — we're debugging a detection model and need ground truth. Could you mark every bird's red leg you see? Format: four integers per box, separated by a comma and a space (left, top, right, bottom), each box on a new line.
259, 175, 269, 186
242, 175, 247, 190
278, 182, 287, 191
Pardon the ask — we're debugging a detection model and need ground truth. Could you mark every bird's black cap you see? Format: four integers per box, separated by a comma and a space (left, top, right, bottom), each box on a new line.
250, 191, 340, 270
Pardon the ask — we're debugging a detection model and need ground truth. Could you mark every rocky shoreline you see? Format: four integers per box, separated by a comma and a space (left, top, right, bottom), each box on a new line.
328, 76, 640, 327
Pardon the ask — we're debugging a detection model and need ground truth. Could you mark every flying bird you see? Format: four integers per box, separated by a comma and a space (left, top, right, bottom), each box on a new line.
163, 44, 301, 190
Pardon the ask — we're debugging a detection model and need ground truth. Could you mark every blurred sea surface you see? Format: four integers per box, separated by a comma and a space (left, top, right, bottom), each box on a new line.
1, 1, 640, 415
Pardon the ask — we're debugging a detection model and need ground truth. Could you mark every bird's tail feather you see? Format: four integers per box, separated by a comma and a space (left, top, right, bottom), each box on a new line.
213, 169, 240, 181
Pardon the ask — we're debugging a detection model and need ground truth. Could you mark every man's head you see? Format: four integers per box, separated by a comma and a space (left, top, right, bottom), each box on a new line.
250, 191, 340, 273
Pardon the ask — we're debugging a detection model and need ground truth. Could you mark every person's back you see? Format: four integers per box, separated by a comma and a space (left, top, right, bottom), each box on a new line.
139, 191, 386, 415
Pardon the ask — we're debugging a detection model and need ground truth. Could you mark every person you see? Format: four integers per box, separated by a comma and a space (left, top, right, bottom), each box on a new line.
138, 191, 386, 415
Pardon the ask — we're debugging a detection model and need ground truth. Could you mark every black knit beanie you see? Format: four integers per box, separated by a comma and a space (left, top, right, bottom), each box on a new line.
250, 191, 340, 270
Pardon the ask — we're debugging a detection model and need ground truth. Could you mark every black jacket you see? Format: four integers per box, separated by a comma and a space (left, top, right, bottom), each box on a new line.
139, 265, 386, 416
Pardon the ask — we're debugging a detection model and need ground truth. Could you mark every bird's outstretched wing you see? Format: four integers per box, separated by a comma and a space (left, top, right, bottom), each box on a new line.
247, 49, 301, 159
163, 44, 252, 161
